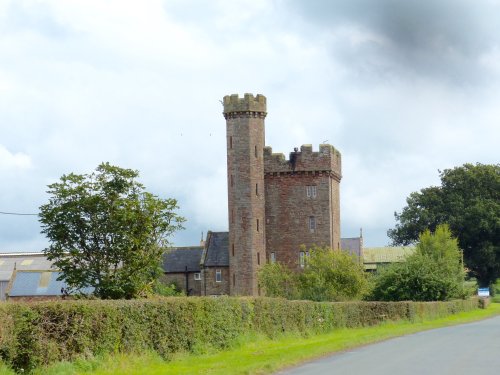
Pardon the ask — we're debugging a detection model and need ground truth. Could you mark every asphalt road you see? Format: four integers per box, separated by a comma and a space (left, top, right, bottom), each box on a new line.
278, 316, 500, 375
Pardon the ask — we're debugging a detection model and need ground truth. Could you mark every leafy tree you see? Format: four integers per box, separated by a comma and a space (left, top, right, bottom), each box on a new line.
388, 163, 500, 286
370, 225, 466, 301
299, 245, 369, 302
39, 163, 185, 299
258, 262, 300, 300
259, 246, 368, 302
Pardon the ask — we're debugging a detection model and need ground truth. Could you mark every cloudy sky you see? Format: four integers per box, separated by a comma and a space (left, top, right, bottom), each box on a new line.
0, 0, 499, 252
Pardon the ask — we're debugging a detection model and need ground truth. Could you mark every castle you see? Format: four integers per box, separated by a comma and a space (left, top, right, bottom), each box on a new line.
163, 93, 345, 297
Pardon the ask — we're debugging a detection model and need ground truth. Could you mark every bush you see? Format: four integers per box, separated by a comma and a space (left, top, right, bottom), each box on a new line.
369, 225, 467, 301
257, 263, 300, 300
0, 297, 478, 372
153, 282, 183, 297
299, 246, 369, 301
258, 246, 369, 302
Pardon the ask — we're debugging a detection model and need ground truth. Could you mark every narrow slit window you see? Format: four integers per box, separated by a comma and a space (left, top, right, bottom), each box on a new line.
257, 252, 260, 265
256, 183, 258, 196
309, 216, 316, 232
270, 252, 276, 263
232, 243, 235, 256
230, 136, 233, 149
257, 219, 259, 232
299, 251, 305, 268
216, 269, 222, 282
255, 145, 257, 158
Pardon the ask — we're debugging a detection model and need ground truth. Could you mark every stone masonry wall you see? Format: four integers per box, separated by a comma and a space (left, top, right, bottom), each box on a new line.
160, 273, 202, 296
203, 267, 230, 296
265, 173, 340, 271
264, 144, 341, 177
224, 94, 267, 296
264, 144, 342, 272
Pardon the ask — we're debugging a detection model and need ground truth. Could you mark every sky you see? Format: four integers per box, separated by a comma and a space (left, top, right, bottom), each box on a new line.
0, 0, 499, 252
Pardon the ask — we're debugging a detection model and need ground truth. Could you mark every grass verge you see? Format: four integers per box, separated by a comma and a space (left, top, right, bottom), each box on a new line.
2, 303, 499, 375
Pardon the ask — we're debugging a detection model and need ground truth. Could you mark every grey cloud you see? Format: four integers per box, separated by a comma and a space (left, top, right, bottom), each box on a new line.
288, 0, 500, 85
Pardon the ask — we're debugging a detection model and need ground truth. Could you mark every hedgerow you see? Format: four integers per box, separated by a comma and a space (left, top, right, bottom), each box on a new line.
0, 297, 479, 372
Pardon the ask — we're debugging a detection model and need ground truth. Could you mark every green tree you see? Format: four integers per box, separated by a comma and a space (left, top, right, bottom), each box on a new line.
371, 225, 466, 301
39, 163, 185, 299
299, 245, 369, 302
388, 163, 500, 286
153, 281, 183, 297
258, 262, 299, 299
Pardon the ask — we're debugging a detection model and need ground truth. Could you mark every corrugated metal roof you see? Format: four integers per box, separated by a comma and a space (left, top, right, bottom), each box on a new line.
363, 246, 415, 264
162, 247, 203, 273
0, 253, 56, 281
8, 271, 93, 297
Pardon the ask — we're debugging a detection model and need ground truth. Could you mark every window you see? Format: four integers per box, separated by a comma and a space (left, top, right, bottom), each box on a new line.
309, 216, 316, 232
256, 183, 258, 196
257, 252, 260, 265
194, 273, 201, 281
257, 218, 260, 232
216, 269, 222, 282
255, 145, 258, 158
299, 251, 305, 268
232, 243, 235, 257
231, 209, 234, 223
270, 252, 276, 263
306, 185, 317, 198
230, 136, 233, 149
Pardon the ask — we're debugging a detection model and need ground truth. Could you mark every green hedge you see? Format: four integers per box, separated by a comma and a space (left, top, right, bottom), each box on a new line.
0, 297, 479, 372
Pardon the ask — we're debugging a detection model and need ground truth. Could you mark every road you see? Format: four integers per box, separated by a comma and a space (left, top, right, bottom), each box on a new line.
277, 316, 500, 375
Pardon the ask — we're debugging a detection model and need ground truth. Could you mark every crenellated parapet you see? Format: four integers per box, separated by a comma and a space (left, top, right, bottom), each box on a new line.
223, 93, 267, 119
264, 144, 342, 181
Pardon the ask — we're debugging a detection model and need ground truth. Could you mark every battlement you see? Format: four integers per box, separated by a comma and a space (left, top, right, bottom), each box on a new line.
223, 93, 267, 114
264, 144, 342, 179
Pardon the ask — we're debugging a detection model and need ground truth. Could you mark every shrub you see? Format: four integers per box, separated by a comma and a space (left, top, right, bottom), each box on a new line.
299, 245, 369, 301
0, 297, 478, 372
369, 225, 466, 301
257, 263, 299, 300
258, 246, 369, 302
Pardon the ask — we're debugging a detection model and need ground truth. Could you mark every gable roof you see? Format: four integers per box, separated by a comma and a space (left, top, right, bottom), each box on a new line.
162, 247, 203, 273
7, 270, 93, 297
202, 231, 229, 267
341, 237, 363, 258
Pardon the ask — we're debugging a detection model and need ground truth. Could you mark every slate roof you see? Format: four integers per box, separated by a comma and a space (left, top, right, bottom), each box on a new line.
162, 247, 203, 273
203, 231, 229, 267
8, 270, 93, 297
341, 237, 363, 258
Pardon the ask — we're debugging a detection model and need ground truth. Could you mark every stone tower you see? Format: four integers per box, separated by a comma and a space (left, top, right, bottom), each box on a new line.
264, 144, 342, 271
223, 93, 267, 296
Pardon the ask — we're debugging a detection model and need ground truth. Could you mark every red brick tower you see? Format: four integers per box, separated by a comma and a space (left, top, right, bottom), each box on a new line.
223, 93, 266, 296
